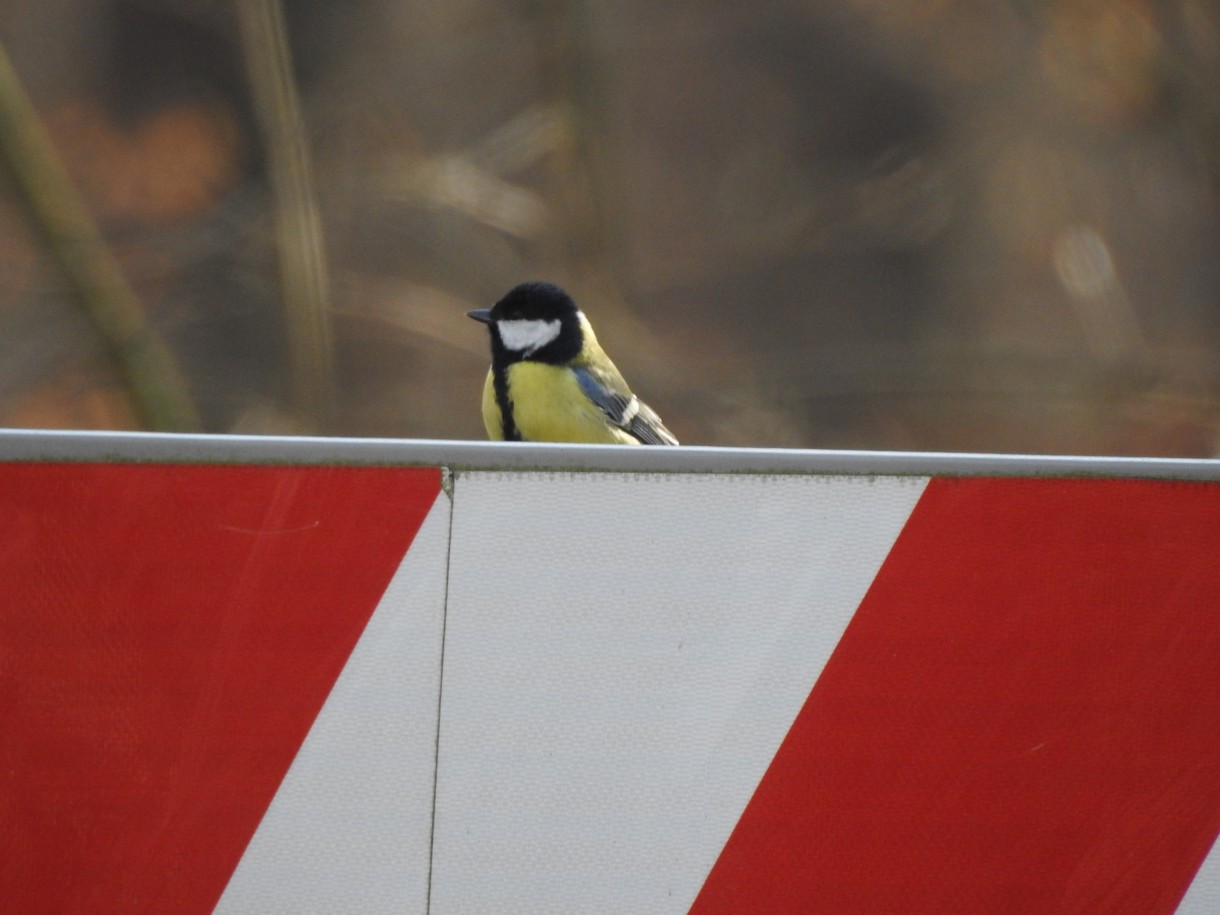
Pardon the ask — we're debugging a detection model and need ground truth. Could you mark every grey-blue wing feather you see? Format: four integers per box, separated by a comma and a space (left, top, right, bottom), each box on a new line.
574, 367, 678, 445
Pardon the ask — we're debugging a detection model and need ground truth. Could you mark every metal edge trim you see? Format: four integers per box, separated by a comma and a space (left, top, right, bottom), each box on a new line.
1, 428, 1218, 479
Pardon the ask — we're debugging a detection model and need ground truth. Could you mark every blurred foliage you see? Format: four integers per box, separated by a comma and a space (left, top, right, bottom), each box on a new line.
0, 0, 1218, 454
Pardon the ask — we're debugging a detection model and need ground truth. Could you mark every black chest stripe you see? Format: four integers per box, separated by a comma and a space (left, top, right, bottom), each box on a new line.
491, 365, 522, 441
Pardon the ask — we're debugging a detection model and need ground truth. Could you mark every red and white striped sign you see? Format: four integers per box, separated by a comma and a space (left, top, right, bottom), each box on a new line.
2, 436, 1219, 913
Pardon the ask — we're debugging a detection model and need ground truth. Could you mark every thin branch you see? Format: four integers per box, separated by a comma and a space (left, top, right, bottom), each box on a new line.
236, 0, 335, 430
0, 40, 200, 431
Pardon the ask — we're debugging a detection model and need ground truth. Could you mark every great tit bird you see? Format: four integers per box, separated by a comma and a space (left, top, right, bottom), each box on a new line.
467, 281, 679, 445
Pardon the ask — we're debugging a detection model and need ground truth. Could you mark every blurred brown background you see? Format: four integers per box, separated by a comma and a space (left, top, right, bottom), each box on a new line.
0, 0, 1218, 454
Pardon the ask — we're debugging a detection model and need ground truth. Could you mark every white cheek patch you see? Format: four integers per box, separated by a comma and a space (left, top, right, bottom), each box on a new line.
497, 318, 562, 355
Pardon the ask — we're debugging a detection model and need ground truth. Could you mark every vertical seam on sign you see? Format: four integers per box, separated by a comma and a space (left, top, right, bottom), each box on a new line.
425, 467, 456, 915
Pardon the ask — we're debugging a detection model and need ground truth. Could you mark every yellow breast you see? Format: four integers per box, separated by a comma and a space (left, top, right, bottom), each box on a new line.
480, 364, 638, 444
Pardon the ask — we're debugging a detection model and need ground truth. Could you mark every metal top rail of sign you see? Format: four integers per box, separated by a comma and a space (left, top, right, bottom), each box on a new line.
0, 428, 1218, 480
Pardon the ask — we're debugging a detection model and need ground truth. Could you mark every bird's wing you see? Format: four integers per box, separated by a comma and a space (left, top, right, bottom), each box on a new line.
573, 366, 679, 446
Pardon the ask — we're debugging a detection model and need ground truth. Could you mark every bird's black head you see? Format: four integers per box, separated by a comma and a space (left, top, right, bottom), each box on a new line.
468, 281, 584, 366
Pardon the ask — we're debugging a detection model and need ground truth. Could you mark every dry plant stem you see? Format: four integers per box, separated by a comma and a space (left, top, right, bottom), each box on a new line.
0, 41, 201, 431
532, 0, 617, 273
236, 0, 335, 430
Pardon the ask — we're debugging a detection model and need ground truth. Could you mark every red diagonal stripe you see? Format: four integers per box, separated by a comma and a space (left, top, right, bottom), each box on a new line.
694, 477, 1220, 914
0, 463, 440, 914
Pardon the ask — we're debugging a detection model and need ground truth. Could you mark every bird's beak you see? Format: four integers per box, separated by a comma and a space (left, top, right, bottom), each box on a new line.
466, 309, 492, 325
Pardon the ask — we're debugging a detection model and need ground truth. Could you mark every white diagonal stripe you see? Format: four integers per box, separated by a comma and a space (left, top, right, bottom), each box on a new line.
215, 499, 450, 915
433, 472, 927, 915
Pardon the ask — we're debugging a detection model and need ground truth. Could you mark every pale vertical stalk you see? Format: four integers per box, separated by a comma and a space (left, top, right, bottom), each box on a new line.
236, 0, 334, 429
532, 0, 623, 274
0, 40, 200, 431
